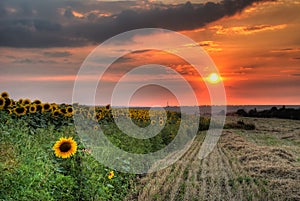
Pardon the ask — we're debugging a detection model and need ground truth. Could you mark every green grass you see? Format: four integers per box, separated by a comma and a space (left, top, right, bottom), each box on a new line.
0, 112, 135, 201
0, 106, 200, 200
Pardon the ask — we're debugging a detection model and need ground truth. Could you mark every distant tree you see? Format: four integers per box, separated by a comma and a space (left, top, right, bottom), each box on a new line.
248, 109, 258, 117
236, 109, 248, 117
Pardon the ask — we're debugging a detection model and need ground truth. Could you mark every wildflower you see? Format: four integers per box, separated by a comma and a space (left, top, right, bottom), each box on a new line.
108, 171, 114, 179
82, 148, 91, 154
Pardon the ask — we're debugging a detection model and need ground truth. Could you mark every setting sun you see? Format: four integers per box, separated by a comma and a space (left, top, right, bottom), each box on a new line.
207, 73, 221, 84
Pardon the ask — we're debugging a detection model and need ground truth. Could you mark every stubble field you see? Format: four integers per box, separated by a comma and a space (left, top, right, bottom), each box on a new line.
127, 117, 300, 201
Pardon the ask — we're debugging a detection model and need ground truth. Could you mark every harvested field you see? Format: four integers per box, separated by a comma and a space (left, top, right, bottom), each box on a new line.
126, 117, 300, 201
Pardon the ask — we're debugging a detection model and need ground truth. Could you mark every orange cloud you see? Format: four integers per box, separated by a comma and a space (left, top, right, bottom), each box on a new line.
198, 41, 223, 52
270, 48, 300, 53
72, 11, 84, 18
211, 24, 287, 35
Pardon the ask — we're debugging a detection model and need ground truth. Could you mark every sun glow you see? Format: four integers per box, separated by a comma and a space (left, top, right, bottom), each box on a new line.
207, 73, 222, 84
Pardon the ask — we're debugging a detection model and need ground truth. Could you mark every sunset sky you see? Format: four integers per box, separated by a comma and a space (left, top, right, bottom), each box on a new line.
0, 0, 299, 106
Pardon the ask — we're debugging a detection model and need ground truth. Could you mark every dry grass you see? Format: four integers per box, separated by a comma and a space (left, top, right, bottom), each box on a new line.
126, 117, 300, 201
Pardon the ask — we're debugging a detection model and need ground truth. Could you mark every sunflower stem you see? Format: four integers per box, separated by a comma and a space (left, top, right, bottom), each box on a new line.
75, 152, 84, 200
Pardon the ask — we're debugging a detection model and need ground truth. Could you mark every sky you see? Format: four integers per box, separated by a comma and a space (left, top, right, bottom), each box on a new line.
0, 0, 299, 106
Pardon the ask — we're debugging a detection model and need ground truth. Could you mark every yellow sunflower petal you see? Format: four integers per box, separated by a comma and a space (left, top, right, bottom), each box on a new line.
53, 137, 77, 158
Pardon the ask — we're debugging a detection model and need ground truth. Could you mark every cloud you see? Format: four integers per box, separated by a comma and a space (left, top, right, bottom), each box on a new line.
198, 40, 222, 52
43, 51, 72, 57
13, 58, 57, 64
212, 24, 287, 35
240, 66, 254, 71
271, 48, 300, 53
0, 0, 269, 47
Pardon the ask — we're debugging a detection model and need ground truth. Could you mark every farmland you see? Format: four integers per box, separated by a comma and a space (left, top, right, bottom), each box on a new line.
127, 117, 300, 201
1, 91, 300, 200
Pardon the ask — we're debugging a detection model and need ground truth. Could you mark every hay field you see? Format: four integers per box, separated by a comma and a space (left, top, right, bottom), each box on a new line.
127, 117, 300, 201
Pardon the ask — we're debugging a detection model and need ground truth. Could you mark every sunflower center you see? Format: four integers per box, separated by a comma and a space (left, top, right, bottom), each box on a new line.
59, 142, 71, 152
16, 107, 25, 113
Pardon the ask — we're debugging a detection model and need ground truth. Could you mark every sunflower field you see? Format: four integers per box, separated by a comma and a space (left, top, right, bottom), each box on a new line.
0, 91, 210, 200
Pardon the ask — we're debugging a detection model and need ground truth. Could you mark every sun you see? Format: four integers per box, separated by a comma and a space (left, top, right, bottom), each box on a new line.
207, 73, 222, 84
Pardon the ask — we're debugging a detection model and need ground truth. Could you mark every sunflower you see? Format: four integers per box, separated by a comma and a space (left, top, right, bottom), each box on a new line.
96, 114, 102, 121
7, 109, 13, 115
0, 97, 5, 109
14, 106, 27, 116
108, 171, 114, 179
36, 103, 43, 112
18, 99, 23, 105
60, 108, 67, 114
52, 109, 61, 117
33, 99, 42, 104
51, 104, 58, 111
1, 91, 9, 98
5, 98, 12, 107
66, 107, 73, 113
65, 106, 74, 117
29, 104, 37, 113
53, 137, 77, 158
22, 99, 31, 105
105, 104, 111, 110
159, 119, 164, 126
42, 103, 52, 112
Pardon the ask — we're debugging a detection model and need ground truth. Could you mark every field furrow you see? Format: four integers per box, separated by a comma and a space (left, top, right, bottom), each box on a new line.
127, 117, 300, 201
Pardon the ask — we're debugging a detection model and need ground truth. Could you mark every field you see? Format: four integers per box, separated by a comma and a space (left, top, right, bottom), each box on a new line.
1, 92, 300, 200
126, 117, 300, 201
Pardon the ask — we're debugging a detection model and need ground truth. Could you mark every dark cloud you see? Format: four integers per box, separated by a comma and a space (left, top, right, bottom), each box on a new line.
0, 0, 269, 48
43, 51, 72, 57
13, 58, 57, 64
244, 25, 271, 31
271, 48, 300, 53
